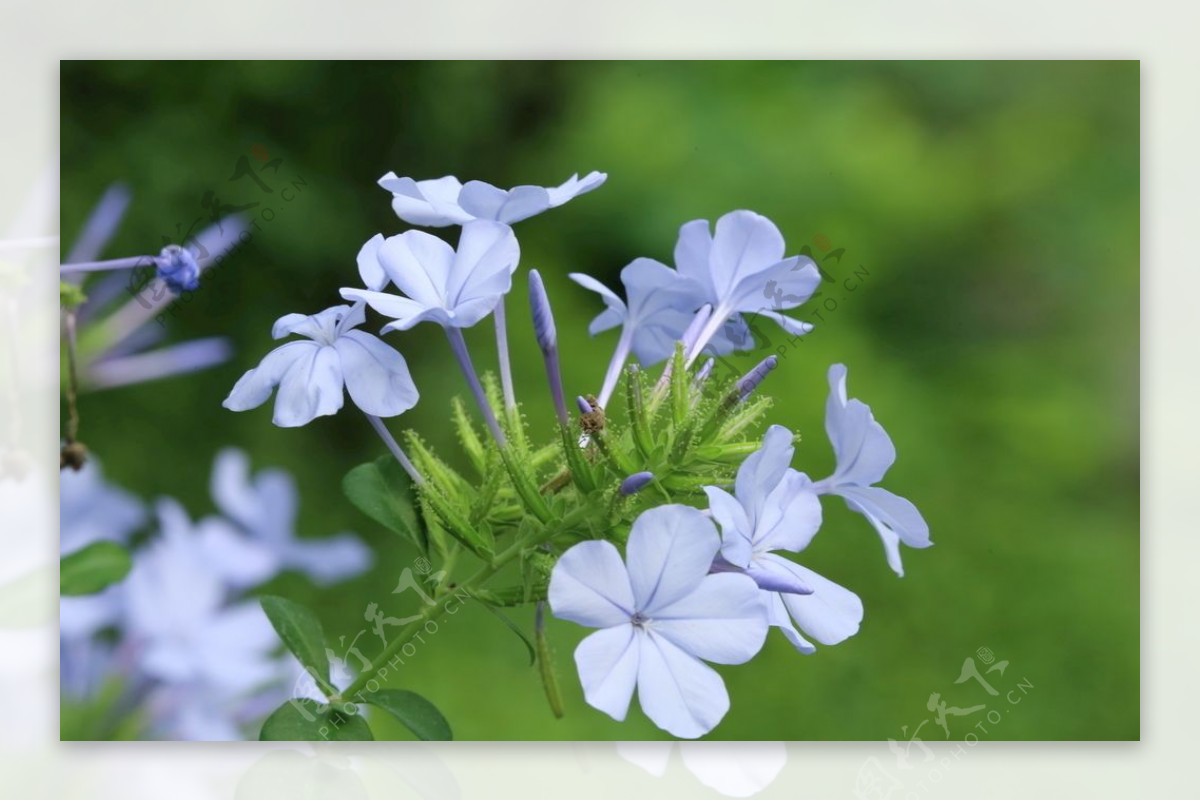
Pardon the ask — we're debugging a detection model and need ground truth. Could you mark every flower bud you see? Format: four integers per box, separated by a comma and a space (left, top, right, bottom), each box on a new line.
736, 355, 778, 400
154, 244, 201, 293
618, 471, 655, 496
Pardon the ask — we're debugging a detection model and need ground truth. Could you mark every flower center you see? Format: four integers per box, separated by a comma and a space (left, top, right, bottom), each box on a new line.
630, 611, 650, 628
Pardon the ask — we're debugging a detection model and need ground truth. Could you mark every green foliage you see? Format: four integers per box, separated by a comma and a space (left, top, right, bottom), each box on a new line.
362, 689, 453, 741
259, 596, 333, 698
342, 455, 425, 552
259, 700, 374, 741
60, 542, 131, 596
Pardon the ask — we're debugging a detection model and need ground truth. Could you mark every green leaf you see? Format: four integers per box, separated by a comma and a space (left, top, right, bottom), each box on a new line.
259, 596, 332, 694
260, 699, 374, 741
60, 541, 132, 596
343, 456, 425, 552
60, 281, 88, 309
363, 689, 453, 740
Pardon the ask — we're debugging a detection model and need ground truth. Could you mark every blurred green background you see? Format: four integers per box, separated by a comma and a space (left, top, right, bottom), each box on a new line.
60, 61, 1138, 740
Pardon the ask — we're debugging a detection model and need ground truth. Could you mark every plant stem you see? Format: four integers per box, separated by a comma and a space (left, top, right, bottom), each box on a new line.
597, 325, 633, 409
493, 299, 517, 411
364, 412, 424, 485
445, 327, 507, 448
60, 255, 152, 273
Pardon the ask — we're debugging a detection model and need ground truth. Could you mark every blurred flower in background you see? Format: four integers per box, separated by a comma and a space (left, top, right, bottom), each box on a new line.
59, 451, 373, 740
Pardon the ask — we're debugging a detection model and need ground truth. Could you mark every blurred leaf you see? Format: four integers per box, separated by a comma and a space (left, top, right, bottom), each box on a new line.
343, 455, 426, 552
363, 689, 453, 741
259, 700, 374, 741
60, 542, 131, 596
260, 595, 331, 692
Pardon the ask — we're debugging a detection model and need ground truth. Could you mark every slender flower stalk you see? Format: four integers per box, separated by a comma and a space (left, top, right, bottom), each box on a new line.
60, 255, 153, 274
685, 302, 734, 368
493, 297, 517, 411
596, 325, 634, 409
444, 327, 508, 447
364, 413, 424, 485
528, 270, 568, 426
655, 304, 712, 395
694, 358, 715, 387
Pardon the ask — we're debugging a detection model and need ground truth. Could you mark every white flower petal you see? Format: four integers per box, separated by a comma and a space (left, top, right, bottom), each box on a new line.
678, 741, 788, 798
339, 288, 436, 332
379, 173, 471, 226
762, 554, 863, 646
575, 625, 640, 722
674, 218, 715, 297
458, 181, 550, 224
637, 631, 730, 739
333, 330, 419, 417
753, 470, 822, 554
836, 485, 931, 575
282, 534, 374, 584
705, 486, 753, 567
707, 210, 786, 301
766, 590, 816, 654
357, 233, 387, 291
650, 573, 768, 665
271, 344, 344, 427
223, 341, 315, 412
377, 229, 456, 307
544, 170, 607, 208
734, 424, 795, 525
447, 220, 519, 306
626, 505, 720, 614
548, 540, 635, 628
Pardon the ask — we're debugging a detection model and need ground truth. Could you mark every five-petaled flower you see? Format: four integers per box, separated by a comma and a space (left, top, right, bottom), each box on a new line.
549, 504, 768, 739
222, 303, 418, 427
706, 425, 864, 654
340, 220, 520, 332
813, 364, 932, 576
378, 171, 606, 227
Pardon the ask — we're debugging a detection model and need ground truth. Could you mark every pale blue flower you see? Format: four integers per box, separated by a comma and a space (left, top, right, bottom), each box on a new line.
705, 425, 863, 654
813, 364, 931, 576
674, 210, 820, 364
223, 303, 419, 427
379, 170, 606, 227
124, 499, 285, 697
210, 448, 372, 586
570, 260, 747, 406
340, 221, 520, 332
549, 504, 768, 739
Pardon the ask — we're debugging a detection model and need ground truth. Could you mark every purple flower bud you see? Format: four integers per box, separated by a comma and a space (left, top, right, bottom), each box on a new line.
736, 355, 778, 400
528, 269, 557, 353
154, 244, 201, 293
576, 395, 593, 414
528, 270, 568, 425
619, 471, 655, 496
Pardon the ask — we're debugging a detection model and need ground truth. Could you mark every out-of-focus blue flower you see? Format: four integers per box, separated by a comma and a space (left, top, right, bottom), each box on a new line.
814, 364, 932, 576
549, 504, 767, 739
379, 171, 606, 227
210, 448, 373, 586
124, 499, 281, 691
153, 244, 200, 293
340, 221, 520, 332
223, 303, 419, 427
705, 425, 863, 654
